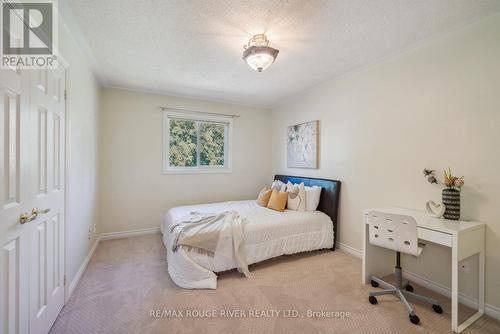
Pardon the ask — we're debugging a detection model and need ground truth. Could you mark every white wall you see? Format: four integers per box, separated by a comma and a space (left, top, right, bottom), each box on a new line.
59, 21, 101, 284
98, 88, 272, 233
271, 14, 500, 310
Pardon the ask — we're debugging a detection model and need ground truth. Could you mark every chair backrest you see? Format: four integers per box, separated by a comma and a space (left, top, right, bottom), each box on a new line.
367, 211, 419, 256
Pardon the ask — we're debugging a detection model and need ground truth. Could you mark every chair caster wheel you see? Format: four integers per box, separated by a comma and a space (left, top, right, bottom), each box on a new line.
433, 304, 443, 314
405, 284, 414, 292
369, 296, 378, 304
409, 314, 420, 325
371, 280, 379, 288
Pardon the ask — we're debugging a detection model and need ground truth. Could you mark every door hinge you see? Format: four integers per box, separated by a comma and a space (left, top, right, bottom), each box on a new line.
64, 275, 66, 286
64, 90, 67, 100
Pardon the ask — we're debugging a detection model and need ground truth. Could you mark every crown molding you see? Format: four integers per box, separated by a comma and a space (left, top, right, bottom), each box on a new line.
58, 1, 108, 85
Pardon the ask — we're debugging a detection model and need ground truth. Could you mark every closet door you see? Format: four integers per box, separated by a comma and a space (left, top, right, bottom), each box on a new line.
29, 67, 66, 334
0, 64, 66, 334
0, 65, 31, 334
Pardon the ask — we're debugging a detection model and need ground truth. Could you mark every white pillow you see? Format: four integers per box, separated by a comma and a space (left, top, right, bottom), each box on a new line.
271, 180, 286, 192
305, 186, 322, 211
286, 182, 306, 211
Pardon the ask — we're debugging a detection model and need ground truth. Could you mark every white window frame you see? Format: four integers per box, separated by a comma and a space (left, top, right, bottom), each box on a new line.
163, 109, 233, 174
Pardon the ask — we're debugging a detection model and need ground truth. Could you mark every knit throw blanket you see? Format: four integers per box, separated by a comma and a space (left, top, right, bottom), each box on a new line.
170, 211, 251, 277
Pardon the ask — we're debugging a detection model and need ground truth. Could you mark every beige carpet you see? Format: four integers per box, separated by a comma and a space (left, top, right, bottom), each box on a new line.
50, 234, 500, 334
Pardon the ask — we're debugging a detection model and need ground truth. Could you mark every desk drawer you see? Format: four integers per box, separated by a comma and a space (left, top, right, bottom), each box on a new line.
417, 227, 452, 247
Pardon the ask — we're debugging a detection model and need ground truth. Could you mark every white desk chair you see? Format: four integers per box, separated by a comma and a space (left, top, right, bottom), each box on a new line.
367, 211, 443, 325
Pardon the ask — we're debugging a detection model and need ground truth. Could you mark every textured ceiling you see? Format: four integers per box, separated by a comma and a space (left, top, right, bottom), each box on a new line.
66, 0, 500, 107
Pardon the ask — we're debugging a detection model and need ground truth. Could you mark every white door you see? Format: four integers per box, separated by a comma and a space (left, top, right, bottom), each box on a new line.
28, 66, 66, 334
0, 63, 31, 334
1, 64, 66, 334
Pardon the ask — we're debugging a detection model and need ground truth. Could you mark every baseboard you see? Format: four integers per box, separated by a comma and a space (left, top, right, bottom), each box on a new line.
403, 269, 500, 320
100, 227, 161, 240
336, 241, 500, 321
336, 241, 362, 258
67, 235, 101, 301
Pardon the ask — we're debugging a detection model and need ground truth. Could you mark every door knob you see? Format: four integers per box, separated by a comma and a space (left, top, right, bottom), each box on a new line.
19, 208, 50, 224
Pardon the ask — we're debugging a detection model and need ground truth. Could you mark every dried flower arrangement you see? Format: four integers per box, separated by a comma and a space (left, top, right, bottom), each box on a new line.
423, 167, 464, 191
443, 167, 464, 191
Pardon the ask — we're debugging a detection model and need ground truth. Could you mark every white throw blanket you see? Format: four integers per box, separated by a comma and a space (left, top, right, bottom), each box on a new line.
170, 211, 251, 277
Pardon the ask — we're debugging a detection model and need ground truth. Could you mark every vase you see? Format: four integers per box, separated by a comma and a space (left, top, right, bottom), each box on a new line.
442, 188, 460, 220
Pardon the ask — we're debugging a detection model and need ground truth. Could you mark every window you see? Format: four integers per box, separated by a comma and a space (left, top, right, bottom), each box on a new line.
163, 110, 232, 173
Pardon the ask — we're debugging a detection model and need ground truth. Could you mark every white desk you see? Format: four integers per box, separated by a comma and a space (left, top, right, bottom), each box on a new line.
362, 207, 485, 333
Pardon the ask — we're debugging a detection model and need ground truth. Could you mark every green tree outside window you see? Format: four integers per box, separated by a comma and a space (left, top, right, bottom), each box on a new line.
169, 119, 226, 168
200, 123, 225, 166
169, 119, 197, 167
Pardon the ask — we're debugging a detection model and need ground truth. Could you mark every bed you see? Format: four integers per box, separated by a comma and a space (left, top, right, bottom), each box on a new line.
161, 175, 341, 289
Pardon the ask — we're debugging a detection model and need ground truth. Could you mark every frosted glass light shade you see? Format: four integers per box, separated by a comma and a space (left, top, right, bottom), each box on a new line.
242, 34, 279, 72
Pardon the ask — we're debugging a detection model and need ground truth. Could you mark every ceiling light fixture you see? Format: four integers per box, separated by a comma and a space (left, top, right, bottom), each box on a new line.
242, 34, 279, 72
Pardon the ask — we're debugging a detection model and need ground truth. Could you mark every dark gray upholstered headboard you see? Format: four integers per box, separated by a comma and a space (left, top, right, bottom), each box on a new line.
274, 175, 341, 250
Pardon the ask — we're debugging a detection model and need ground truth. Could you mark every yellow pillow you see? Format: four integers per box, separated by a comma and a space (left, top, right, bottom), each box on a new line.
267, 189, 288, 212
257, 187, 272, 207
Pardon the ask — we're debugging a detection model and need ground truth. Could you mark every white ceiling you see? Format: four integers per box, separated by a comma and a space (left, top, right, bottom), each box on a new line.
66, 0, 500, 108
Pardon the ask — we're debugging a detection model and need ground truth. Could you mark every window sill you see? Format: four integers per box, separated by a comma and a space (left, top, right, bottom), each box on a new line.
163, 168, 232, 175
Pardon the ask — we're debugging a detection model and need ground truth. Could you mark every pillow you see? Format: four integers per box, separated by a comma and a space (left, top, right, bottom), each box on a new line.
271, 180, 286, 192
305, 186, 322, 211
267, 189, 288, 212
257, 187, 272, 207
286, 182, 306, 211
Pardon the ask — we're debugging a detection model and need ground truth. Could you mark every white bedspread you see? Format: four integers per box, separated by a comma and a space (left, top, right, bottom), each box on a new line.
161, 200, 334, 289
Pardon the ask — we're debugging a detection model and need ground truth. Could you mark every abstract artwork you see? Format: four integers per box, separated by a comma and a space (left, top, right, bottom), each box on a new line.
287, 120, 318, 168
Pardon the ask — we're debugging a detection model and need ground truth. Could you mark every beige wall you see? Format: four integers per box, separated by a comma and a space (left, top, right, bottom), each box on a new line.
98, 88, 272, 233
59, 23, 101, 283
271, 15, 500, 309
